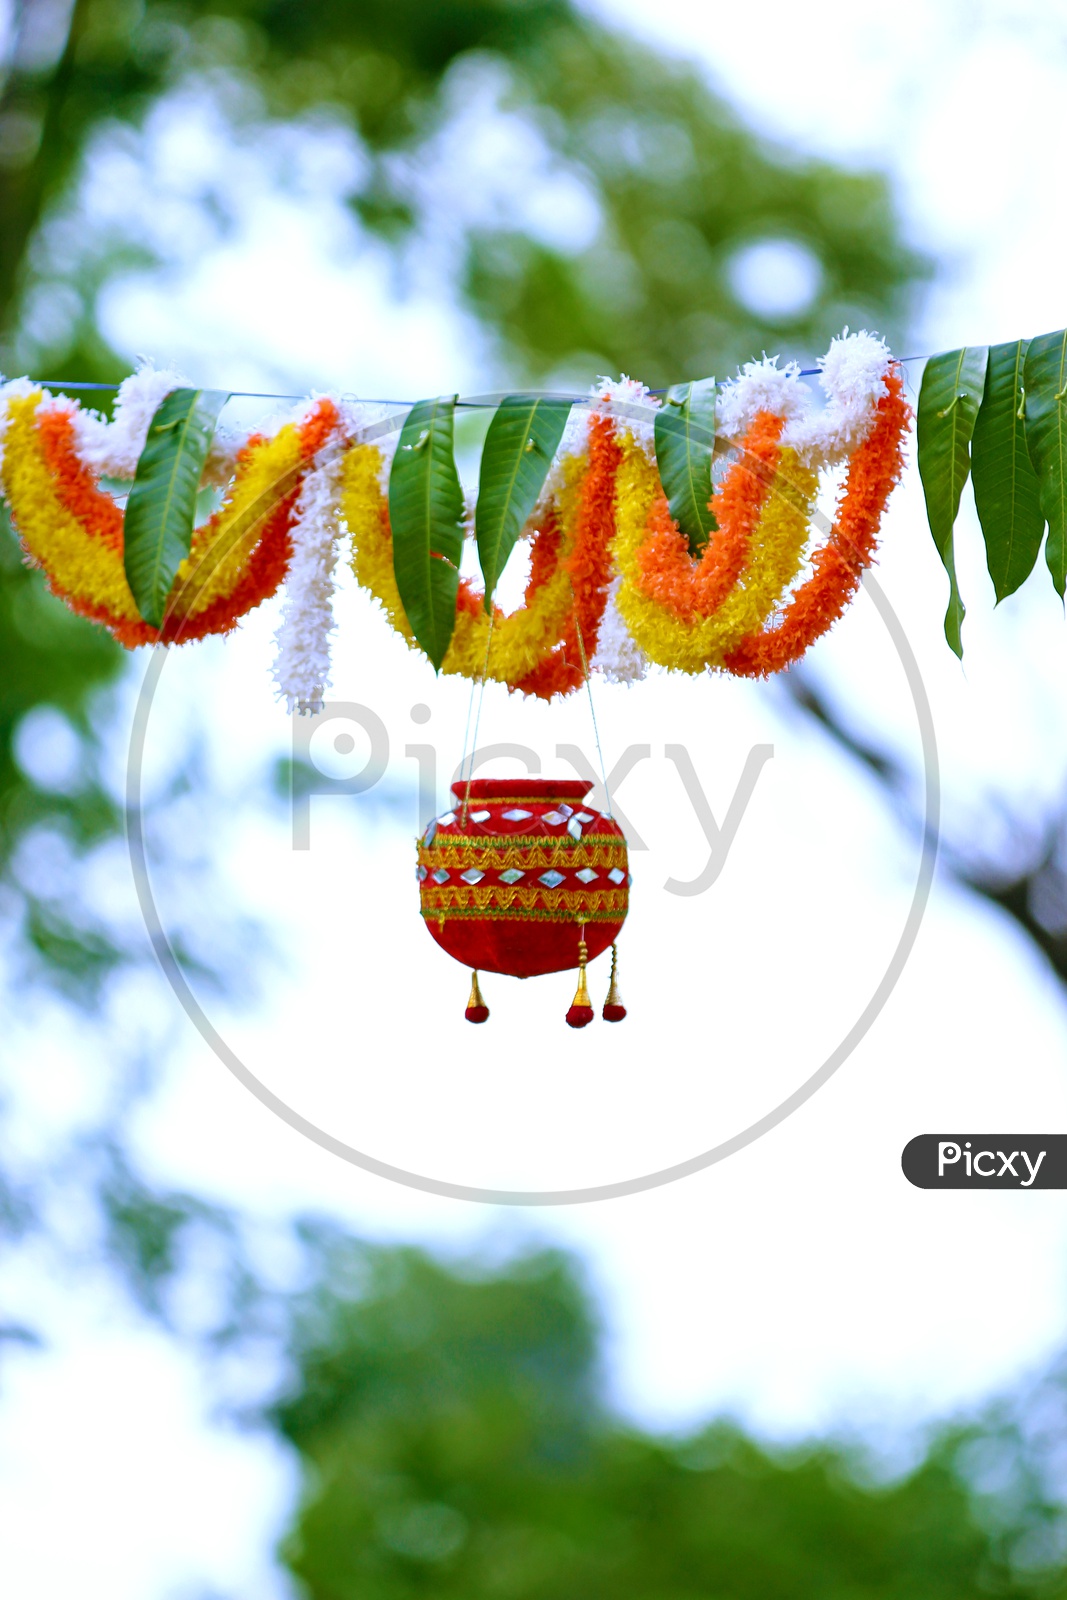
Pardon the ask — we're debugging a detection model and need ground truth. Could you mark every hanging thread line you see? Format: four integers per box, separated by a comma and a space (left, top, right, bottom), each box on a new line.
456, 671, 479, 823
19, 355, 927, 407
573, 612, 612, 820
460, 610, 495, 828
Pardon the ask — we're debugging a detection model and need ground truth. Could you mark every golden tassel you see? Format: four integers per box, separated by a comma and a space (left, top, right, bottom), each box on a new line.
465, 970, 489, 1024
602, 943, 626, 1022
566, 929, 594, 1029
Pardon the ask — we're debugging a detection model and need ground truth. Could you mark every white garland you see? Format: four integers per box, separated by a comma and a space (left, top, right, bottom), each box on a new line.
0, 360, 248, 484
0, 332, 895, 706
70, 363, 186, 477
271, 397, 395, 715
271, 402, 351, 716
788, 329, 892, 467
716, 329, 891, 469
593, 373, 660, 448
591, 573, 648, 684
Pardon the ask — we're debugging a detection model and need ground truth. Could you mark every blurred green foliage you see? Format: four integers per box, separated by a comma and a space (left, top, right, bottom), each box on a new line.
273, 1237, 1067, 1600
1, 0, 923, 387
0, 0, 923, 992
0, 499, 128, 997
10, 12, 1055, 1599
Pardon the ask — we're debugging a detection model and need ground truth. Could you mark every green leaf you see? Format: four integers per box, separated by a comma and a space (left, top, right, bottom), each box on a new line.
1023, 329, 1067, 596
971, 340, 1044, 602
388, 396, 465, 670
653, 377, 718, 556
123, 388, 229, 628
475, 395, 572, 610
916, 346, 988, 656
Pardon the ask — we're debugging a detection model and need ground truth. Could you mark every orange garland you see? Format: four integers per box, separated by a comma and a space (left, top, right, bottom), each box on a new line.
33, 405, 155, 647
515, 413, 619, 699
633, 412, 785, 621
453, 502, 563, 627
723, 370, 909, 677
5, 349, 911, 688
16, 396, 339, 649
38, 407, 125, 555
166, 399, 339, 644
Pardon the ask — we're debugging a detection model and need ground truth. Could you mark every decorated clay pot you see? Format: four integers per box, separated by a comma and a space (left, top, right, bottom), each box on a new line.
417, 778, 629, 980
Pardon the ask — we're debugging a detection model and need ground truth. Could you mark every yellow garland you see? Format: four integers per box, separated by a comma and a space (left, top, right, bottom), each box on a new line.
613, 434, 816, 672
3, 382, 818, 683
444, 453, 582, 685
172, 422, 305, 619
1, 352, 903, 686
342, 441, 586, 685
2, 392, 314, 636
2, 391, 141, 620
345, 442, 416, 642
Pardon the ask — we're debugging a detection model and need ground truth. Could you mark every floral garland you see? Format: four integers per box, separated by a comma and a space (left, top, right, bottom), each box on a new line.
513, 413, 618, 699
0, 372, 342, 650
613, 415, 817, 673
271, 419, 350, 713
0, 331, 910, 706
343, 431, 605, 700
722, 367, 909, 677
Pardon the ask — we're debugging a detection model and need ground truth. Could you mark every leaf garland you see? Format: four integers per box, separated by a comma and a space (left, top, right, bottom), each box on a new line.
378, 328, 1067, 668
475, 395, 572, 610
917, 347, 987, 657
388, 395, 465, 670
124, 387, 229, 627
653, 378, 718, 555
971, 339, 1044, 603
1023, 329, 1067, 597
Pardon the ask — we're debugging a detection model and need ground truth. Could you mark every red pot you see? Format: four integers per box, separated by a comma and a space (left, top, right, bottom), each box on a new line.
417, 778, 629, 978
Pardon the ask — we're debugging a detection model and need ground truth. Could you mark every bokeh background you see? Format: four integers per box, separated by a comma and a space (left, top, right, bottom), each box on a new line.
4, 0, 1067, 1595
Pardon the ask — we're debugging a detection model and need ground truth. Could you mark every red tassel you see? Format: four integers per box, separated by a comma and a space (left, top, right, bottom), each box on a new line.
566, 1003, 595, 1029
465, 971, 489, 1024
602, 1003, 627, 1022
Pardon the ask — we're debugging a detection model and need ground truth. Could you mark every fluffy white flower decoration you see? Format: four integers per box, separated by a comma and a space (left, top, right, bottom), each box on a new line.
784, 328, 890, 467
716, 332, 892, 469
592, 574, 648, 685
272, 429, 347, 715
71, 361, 187, 477
716, 355, 806, 441
273, 395, 391, 715
594, 373, 660, 448
0, 376, 44, 472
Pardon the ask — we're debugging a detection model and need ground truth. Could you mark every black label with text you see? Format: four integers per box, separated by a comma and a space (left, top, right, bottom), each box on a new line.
902, 1135, 1067, 1189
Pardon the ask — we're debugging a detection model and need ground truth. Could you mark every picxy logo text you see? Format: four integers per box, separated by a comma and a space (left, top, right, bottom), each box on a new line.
902, 1134, 1066, 1189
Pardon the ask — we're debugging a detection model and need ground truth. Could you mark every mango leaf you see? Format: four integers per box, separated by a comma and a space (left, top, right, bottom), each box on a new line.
124, 388, 229, 628
475, 395, 572, 610
653, 378, 718, 555
971, 340, 1044, 602
388, 396, 464, 670
1024, 329, 1067, 596
916, 347, 988, 656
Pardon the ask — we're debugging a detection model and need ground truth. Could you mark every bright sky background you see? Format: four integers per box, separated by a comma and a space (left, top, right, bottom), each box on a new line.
5, 2, 1067, 1596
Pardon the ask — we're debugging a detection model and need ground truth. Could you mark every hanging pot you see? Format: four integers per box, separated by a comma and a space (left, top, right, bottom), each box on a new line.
417, 778, 629, 1024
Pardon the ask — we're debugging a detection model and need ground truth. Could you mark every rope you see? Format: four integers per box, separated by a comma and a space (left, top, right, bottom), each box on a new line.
573, 612, 612, 819
23, 356, 927, 406
456, 671, 479, 819
459, 610, 495, 827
